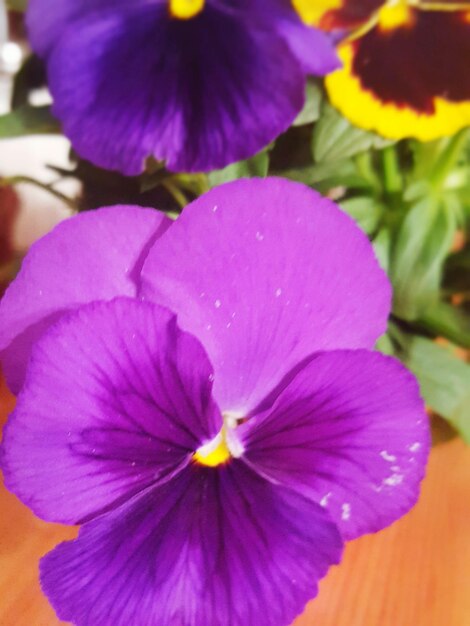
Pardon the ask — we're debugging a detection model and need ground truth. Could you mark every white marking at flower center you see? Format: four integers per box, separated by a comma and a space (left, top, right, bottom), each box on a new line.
341, 503, 351, 521
224, 411, 245, 429
225, 428, 244, 458
380, 450, 397, 462
196, 432, 224, 457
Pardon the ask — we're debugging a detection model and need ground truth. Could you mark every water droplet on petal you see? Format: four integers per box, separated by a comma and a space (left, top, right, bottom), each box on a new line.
320, 492, 331, 507
383, 473, 403, 487
341, 503, 351, 520
380, 450, 397, 462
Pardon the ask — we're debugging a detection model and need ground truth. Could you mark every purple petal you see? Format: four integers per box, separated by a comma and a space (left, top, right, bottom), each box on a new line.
1, 298, 222, 524
0, 205, 170, 393
141, 178, 391, 413
45, 5, 306, 174
238, 349, 430, 540
26, 0, 146, 57
228, 0, 339, 75
41, 462, 342, 626
266, 2, 340, 75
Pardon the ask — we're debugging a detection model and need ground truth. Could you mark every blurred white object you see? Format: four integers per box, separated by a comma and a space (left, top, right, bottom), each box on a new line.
0, 2, 6, 47
0, 2, 79, 251
0, 136, 78, 251
0, 1, 12, 115
1, 40, 22, 73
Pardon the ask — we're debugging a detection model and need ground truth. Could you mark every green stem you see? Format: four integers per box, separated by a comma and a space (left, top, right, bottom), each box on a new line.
355, 151, 380, 190
382, 145, 402, 195
0, 175, 77, 210
430, 128, 469, 191
161, 179, 188, 209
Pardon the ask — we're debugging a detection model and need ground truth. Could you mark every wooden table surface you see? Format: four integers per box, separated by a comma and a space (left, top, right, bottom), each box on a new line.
1, 374, 469, 626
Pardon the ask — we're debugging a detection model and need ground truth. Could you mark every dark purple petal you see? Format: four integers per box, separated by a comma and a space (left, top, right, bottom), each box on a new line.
229, 0, 339, 74
1, 298, 222, 524
41, 462, 342, 626
141, 178, 391, 414
26, 0, 136, 57
44, 5, 306, 174
238, 349, 430, 540
0, 205, 170, 393
263, 2, 339, 75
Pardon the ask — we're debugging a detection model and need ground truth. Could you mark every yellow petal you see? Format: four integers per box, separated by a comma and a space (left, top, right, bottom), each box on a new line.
326, 44, 470, 141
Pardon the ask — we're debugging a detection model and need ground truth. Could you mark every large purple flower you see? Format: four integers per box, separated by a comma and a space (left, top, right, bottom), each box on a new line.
26, 0, 338, 174
0, 179, 429, 626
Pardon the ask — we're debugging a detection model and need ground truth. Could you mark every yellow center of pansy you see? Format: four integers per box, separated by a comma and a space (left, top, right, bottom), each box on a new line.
378, 0, 415, 31
194, 432, 231, 467
193, 419, 244, 467
292, 0, 342, 25
169, 0, 205, 20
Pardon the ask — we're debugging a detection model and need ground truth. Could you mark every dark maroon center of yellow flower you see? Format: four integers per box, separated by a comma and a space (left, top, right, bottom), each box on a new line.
352, 11, 470, 114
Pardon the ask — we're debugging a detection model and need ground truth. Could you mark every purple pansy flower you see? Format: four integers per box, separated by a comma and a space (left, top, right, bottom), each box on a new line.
26, 0, 339, 175
0, 179, 429, 626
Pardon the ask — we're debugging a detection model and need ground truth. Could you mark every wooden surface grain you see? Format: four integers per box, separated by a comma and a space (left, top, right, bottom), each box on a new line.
1, 374, 469, 626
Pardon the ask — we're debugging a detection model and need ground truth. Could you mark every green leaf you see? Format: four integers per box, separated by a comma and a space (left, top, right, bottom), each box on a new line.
293, 80, 322, 127
375, 332, 395, 356
312, 102, 394, 163
390, 197, 457, 320
417, 301, 470, 349
372, 226, 392, 273
403, 337, 470, 443
207, 150, 269, 187
274, 166, 321, 187
339, 196, 382, 235
0, 105, 59, 137
310, 158, 372, 191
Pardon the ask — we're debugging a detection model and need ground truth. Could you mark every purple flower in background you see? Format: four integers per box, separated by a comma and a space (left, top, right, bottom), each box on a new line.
0, 179, 429, 626
26, 0, 338, 174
